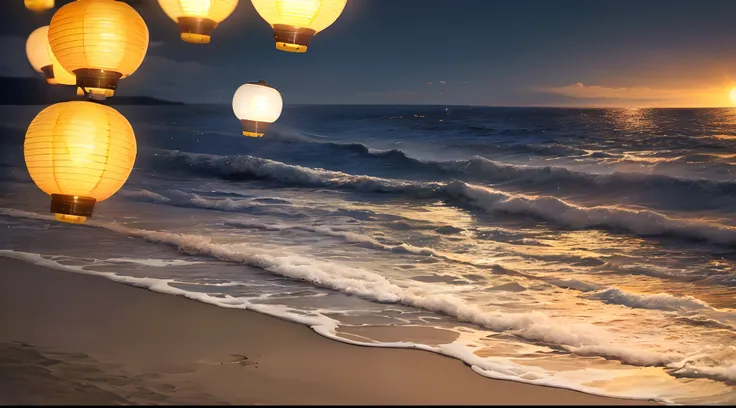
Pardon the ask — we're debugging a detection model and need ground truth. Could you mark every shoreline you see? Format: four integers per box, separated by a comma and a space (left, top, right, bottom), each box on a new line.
0, 256, 658, 405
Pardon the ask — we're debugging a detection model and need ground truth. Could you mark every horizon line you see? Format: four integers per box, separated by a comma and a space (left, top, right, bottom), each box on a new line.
180, 102, 736, 109
5, 76, 736, 109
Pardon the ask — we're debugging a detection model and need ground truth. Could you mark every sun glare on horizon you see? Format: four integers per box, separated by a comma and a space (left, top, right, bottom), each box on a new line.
729, 88, 736, 106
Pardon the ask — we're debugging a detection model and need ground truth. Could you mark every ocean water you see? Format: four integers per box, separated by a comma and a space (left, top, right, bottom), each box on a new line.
0, 105, 734, 404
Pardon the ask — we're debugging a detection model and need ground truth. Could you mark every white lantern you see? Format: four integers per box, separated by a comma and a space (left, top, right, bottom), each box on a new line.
26, 25, 76, 87
232, 80, 283, 137
26, 26, 54, 83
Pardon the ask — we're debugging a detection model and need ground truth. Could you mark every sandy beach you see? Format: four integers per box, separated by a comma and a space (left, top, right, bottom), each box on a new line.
0, 257, 659, 405
5, 0, 736, 405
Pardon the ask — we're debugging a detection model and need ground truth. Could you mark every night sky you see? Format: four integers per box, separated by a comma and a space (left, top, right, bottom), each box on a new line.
3, 0, 736, 107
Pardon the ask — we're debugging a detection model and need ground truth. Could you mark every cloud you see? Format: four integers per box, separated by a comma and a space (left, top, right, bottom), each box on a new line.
540, 82, 680, 100
538, 82, 731, 107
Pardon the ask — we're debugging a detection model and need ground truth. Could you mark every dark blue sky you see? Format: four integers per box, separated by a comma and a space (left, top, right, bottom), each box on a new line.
3, 0, 736, 106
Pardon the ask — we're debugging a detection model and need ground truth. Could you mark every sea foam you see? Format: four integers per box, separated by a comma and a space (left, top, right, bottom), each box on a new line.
0, 208, 686, 367
582, 287, 712, 311
2, 247, 732, 405
0, 251, 659, 403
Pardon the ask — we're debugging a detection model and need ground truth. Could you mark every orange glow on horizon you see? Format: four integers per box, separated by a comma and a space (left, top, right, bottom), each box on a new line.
539, 82, 736, 108
729, 88, 736, 106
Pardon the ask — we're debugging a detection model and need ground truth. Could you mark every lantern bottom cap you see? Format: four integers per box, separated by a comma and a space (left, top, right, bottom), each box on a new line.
276, 42, 308, 53
50, 194, 96, 219
273, 25, 314, 53
55, 214, 87, 224
74, 69, 121, 99
41, 65, 55, 83
178, 17, 217, 44
181, 33, 211, 44
243, 131, 265, 138
240, 119, 271, 137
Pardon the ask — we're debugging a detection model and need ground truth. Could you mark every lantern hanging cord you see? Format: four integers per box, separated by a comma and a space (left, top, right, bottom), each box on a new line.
80, 86, 92, 99
79, 86, 107, 103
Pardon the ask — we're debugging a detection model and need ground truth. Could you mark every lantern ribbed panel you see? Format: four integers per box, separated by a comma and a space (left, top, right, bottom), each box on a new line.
24, 101, 137, 202
48, 0, 149, 78
251, 0, 346, 33
25, 0, 54, 12
48, 42, 76, 86
26, 26, 52, 72
158, 0, 239, 24
232, 83, 283, 123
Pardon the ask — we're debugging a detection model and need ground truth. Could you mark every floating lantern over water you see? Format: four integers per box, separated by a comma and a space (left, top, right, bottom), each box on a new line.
24, 101, 138, 224
158, 0, 239, 44
232, 80, 283, 137
26, 26, 55, 84
48, 0, 149, 100
251, 0, 347, 53
25, 0, 54, 12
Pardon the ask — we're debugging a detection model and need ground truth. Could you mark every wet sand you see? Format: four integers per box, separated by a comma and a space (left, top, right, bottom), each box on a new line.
0, 257, 657, 405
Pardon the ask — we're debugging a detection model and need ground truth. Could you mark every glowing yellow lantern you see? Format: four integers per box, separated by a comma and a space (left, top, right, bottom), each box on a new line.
48, 0, 149, 99
48, 43, 77, 87
232, 80, 283, 137
24, 101, 138, 224
251, 0, 347, 53
26, 26, 76, 88
25, 0, 54, 12
157, 0, 239, 44
26, 26, 55, 84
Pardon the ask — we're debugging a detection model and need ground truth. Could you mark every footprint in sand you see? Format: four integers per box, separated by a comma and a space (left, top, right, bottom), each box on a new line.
198, 354, 259, 367
229, 354, 258, 367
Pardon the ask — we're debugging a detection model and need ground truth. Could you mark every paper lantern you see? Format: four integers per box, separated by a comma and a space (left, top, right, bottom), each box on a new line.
48, 43, 77, 87
157, 0, 239, 44
251, 0, 347, 53
26, 26, 77, 88
26, 26, 55, 84
48, 0, 149, 99
24, 101, 138, 224
25, 0, 54, 12
232, 80, 283, 137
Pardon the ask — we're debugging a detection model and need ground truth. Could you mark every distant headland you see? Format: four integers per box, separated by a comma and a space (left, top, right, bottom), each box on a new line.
0, 76, 184, 106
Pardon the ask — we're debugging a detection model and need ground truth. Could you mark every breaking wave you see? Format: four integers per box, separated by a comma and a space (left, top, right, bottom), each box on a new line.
135, 150, 736, 246
143, 148, 736, 211
0, 208, 686, 368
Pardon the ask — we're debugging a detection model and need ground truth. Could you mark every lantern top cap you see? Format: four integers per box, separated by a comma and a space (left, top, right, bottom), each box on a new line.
248, 79, 275, 89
